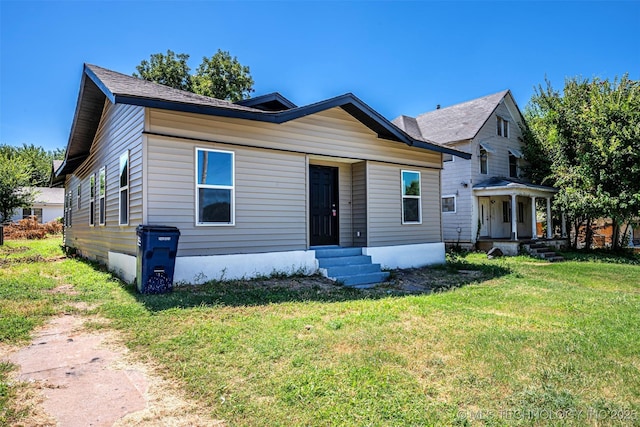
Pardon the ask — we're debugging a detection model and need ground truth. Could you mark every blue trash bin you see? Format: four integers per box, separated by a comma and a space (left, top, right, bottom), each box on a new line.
136, 225, 180, 294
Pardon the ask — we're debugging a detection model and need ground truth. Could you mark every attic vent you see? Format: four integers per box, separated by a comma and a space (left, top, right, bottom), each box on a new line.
436, 104, 441, 109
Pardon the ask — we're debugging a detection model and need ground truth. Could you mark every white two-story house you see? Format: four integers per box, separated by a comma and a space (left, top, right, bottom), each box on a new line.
394, 90, 561, 254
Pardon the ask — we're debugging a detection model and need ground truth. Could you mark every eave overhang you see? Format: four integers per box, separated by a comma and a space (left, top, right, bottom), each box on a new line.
55, 65, 471, 182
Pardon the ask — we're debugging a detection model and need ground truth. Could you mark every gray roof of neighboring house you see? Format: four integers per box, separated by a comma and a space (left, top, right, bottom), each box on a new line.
28, 187, 65, 204
393, 90, 511, 145
55, 64, 472, 182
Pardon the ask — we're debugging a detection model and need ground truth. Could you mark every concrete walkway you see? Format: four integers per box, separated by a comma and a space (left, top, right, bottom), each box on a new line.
6, 314, 221, 426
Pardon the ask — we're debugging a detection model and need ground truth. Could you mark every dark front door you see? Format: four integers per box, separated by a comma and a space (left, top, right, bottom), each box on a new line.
310, 165, 339, 246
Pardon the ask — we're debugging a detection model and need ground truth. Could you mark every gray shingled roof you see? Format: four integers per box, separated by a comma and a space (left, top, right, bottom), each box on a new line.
395, 90, 510, 145
54, 64, 473, 183
391, 115, 423, 139
87, 64, 264, 113
22, 187, 65, 204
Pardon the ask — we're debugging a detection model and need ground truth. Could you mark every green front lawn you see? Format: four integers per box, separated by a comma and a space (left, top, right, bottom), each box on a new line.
1, 238, 639, 426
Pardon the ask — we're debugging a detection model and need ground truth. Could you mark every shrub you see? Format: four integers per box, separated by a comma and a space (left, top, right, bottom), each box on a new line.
2, 217, 62, 240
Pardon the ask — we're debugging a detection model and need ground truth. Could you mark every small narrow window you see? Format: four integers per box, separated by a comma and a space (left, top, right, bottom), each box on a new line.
502, 201, 511, 223
89, 174, 95, 226
99, 166, 106, 226
443, 153, 453, 162
442, 196, 456, 213
509, 154, 518, 178
119, 151, 129, 225
518, 201, 524, 223
76, 185, 81, 209
65, 191, 72, 226
479, 148, 488, 175
497, 117, 509, 138
196, 148, 235, 225
22, 208, 31, 219
401, 170, 421, 224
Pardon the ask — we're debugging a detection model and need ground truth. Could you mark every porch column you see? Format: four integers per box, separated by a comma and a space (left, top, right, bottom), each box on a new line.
511, 194, 518, 240
561, 211, 567, 238
546, 197, 553, 239
531, 196, 537, 240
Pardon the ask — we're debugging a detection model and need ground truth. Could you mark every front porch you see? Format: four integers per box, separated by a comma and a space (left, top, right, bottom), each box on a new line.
473, 177, 563, 244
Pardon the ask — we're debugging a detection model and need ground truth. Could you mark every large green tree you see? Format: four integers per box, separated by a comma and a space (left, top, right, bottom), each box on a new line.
134, 49, 254, 101
192, 50, 254, 101
0, 150, 34, 223
524, 75, 640, 249
133, 50, 192, 92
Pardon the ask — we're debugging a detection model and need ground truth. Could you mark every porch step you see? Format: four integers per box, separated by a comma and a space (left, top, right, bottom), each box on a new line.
521, 242, 564, 262
314, 247, 389, 288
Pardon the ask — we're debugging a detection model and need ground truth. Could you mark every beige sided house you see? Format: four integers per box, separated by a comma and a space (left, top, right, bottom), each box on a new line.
394, 91, 563, 255
54, 64, 470, 286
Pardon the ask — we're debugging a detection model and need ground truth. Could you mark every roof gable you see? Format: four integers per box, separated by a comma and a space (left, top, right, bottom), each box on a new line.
235, 92, 297, 111
395, 90, 525, 145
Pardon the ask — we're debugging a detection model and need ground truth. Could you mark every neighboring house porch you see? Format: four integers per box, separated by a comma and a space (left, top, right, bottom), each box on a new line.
473, 177, 561, 246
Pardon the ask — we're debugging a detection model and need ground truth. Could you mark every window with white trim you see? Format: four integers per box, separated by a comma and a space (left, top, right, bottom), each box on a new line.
502, 201, 511, 223
65, 190, 72, 226
442, 195, 456, 213
509, 154, 518, 178
98, 166, 106, 226
89, 174, 95, 226
518, 201, 525, 223
479, 148, 488, 175
196, 148, 234, 225
497, 117, 509, 138
76, 185, 81, 209
401, 170, 421, 224
22, 208, 43, 223
119, 151, 129, 225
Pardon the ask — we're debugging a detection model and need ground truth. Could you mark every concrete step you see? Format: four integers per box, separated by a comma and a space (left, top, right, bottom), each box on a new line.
322, 263, 382, 277
317, 255, 372, 267
521, 241, 564, 262
314, 247, 363, 258
334, 271, 390, 287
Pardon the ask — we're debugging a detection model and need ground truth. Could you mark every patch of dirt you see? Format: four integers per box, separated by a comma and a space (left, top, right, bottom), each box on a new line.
45, 284, 79, 295
5, 315, 223, 427
0, 245, 29, 254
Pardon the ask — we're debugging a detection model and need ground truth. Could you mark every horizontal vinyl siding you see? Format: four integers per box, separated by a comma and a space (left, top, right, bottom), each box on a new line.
471, 102, 525, 184
148, 107, 442, 169
367, 162, 441, 246
64, 103, 144, 263
442, 141, 473, 242
352, 161, 367, 247
146, 136, 307, 256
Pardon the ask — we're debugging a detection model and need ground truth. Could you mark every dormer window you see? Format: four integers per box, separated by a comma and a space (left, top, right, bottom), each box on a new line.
497, 117, 509, 138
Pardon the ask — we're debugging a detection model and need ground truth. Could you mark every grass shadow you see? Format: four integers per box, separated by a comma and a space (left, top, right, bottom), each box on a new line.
126, 257, 512, 313
559, 249, 640, 265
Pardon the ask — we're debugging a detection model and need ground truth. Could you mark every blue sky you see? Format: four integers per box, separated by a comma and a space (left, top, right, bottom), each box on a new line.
1, 1, 638, 152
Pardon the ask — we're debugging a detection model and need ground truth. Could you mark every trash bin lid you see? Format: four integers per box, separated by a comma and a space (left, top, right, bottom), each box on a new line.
136, 225, 180, 234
